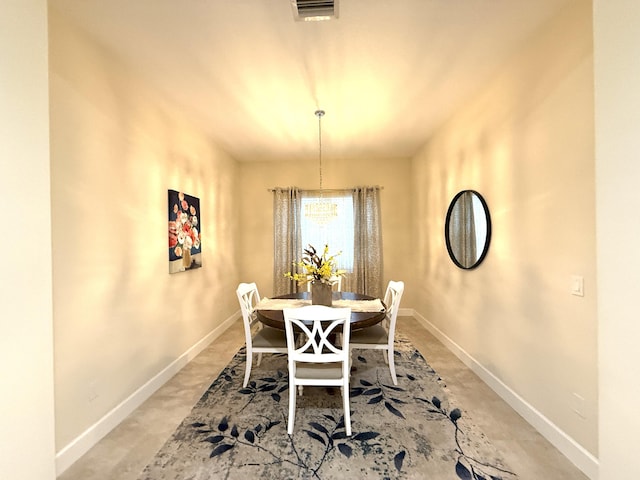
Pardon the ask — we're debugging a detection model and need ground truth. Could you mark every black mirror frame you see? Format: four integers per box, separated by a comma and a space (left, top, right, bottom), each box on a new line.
444, 190, 492, 270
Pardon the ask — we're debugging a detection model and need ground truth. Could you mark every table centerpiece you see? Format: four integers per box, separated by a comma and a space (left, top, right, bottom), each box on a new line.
284, 244, 345, 306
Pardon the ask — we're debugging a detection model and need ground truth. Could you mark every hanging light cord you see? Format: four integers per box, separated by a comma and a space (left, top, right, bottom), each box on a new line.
315, 109, 325, 192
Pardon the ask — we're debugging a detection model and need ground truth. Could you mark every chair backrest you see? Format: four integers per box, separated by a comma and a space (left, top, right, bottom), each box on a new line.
283, 306, 351, 365
236, 282, 261, 341
383, 280, 405, 339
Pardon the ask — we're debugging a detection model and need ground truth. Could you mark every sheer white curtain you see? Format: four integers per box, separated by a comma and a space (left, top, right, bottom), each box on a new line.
273, 187, 302, 295
352, 186, 383, 298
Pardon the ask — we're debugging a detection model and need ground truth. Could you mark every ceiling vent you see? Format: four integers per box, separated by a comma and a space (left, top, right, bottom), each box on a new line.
291, 0, 338, 21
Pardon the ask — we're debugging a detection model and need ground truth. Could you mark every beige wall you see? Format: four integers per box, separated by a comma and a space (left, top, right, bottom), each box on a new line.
594, 0, 640, 477
49, 8, 240, 450
411, 0, 597, 459
0, 1, 56, 478
238, 157, 412, 299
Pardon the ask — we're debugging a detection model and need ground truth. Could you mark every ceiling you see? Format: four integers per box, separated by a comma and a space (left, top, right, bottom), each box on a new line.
51, 0, 571, 163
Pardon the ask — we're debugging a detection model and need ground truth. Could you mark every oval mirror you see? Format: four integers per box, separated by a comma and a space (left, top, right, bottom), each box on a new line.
445, 190, 491, 269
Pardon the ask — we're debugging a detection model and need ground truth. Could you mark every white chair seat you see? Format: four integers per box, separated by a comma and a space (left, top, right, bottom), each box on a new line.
252, 326, 288, 349
350, 324, 387, 344
295, 362, 343, 380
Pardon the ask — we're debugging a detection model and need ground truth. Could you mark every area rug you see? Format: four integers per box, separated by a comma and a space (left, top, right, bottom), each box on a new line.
138, 334, 518, 480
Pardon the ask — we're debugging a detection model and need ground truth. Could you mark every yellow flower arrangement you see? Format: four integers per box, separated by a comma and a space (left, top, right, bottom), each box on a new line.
284, 244, 345, 286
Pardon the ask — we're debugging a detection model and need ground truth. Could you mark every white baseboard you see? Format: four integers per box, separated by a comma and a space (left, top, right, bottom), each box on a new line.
410, 309, 599, 480
55, 311, 240, 476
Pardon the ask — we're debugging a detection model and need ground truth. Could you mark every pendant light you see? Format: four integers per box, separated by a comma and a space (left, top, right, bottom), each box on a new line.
304, 109, 338, 225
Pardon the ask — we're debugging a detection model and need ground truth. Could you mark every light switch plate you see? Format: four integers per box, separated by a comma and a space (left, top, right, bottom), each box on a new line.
571, 275, 584, 296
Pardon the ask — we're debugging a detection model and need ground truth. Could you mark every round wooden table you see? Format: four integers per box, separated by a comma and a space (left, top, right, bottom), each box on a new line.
256, 292, 386, 331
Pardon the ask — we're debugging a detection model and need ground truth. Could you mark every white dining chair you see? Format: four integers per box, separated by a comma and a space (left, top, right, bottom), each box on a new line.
306, 275, 342, 292
283, 305, 352, 436
236, 282, 288, 388
349, 280, 404, 385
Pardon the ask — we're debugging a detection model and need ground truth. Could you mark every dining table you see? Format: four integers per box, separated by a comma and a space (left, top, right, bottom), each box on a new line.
255, 291, 386, 332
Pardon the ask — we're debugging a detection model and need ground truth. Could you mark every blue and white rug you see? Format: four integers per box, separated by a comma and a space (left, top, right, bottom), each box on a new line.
138, 334, 517, 479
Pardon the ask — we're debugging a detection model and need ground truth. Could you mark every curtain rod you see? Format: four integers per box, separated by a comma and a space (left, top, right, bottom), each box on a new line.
267, 186, 384, 193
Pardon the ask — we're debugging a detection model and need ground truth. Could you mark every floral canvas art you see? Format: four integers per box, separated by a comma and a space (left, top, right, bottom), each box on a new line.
168, 190, 202, 273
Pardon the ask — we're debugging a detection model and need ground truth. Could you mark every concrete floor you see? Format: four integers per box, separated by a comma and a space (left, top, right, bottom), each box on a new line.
58, 317, 589, 480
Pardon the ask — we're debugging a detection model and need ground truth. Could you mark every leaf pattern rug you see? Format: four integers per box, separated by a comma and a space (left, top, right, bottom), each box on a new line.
138, 334, 518, 480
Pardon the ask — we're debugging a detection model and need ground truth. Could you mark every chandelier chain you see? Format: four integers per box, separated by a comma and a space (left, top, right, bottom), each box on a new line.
315, 109, 325, 192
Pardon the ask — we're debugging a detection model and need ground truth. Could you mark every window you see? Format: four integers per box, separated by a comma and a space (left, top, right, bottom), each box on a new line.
300, 192, 354, 272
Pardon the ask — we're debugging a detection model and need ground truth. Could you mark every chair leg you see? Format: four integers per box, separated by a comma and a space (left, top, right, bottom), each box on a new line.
243, 352, 252, 388
387, 348, 397, 385
288, 381, 297, 435
256, 352, 263, 366
342, 385, 351, 436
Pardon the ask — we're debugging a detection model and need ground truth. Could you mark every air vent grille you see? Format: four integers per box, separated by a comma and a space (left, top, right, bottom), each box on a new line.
291, 0, 338, 21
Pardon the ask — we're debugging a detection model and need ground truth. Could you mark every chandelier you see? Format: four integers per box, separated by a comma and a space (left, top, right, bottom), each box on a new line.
304, 109, 338, 225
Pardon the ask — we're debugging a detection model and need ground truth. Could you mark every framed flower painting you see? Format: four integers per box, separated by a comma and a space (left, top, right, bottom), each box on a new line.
168, 190, 202, 273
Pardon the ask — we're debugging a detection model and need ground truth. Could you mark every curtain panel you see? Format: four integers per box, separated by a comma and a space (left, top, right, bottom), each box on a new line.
273, 187, 302, 295
352, 186, 383, 298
